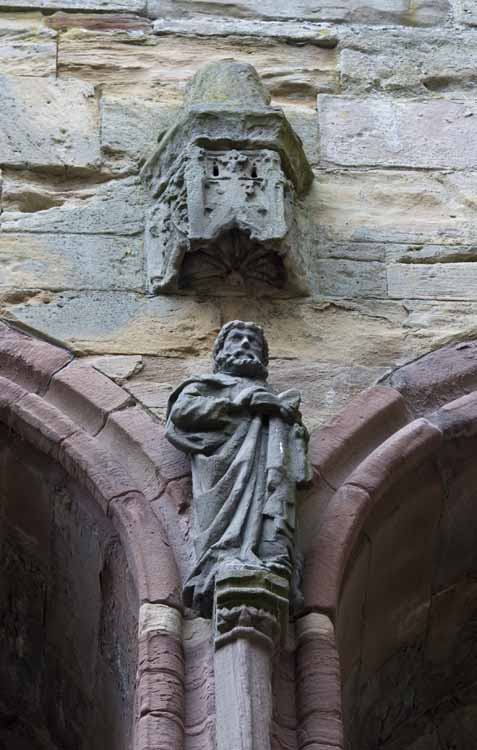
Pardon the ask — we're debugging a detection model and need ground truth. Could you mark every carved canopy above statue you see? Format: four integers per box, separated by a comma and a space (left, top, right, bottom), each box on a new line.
141, 60, 314, 296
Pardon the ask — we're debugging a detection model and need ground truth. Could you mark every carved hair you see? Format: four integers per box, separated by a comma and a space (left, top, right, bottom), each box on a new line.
212, 320, 269, 371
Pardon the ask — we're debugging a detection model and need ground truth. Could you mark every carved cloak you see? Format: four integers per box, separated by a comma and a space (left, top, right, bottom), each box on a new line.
166, 373, 311, 616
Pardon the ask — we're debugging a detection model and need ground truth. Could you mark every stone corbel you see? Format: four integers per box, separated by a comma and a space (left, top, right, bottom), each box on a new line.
141, 60, 314, 297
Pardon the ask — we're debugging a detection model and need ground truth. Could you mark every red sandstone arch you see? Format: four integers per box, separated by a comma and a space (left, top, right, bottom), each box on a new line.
301, 341, 477, 750
0, 321, 183, 750
5, 321, 477, 750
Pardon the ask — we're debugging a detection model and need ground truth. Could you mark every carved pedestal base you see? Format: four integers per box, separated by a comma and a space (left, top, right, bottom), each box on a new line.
213, 565, 289, 750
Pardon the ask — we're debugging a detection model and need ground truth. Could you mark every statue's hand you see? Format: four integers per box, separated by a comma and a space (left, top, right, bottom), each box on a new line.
277, 388, 302, 424
250, 391, 283, 416
279, 403, 302, 424
231, 386, 268, 411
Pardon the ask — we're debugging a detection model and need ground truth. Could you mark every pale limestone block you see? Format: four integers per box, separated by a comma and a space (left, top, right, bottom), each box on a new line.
101, 97, 177, 172
218, 297, 410, 366
317, 241, 387, 262
296, 612, 334, 643
152, 17, 337, 46
58, 27, 337, 104
1, 176, 145, 235
0, 75, 100, 171
316, 259, 387, 298
340, 28, 477, 95
268, 360, 387, 431
281, 104, 319, 165
139, 602, 182, 638
388, 263, 477, 300
0, 233, 144, 291
318, 96, 477, 169
0, 13, 57, 77
314, 170, 477, 244
385, 244, 477, 263
3, 291, 221, 356
453, 0, 477, 26
0, 0, 145, 10
150, 0, 448, 25
402, 300, 477, 344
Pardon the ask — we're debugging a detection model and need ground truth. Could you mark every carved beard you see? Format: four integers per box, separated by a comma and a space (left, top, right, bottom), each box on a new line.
215, 351, 267, 379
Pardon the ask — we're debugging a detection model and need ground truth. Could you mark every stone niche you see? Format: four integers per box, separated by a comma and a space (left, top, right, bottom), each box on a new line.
141, 60, 314, 296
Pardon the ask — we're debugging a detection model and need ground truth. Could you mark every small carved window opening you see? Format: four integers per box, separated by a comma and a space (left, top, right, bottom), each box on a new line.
213, 163, 220, 177
251, 164, 258, 179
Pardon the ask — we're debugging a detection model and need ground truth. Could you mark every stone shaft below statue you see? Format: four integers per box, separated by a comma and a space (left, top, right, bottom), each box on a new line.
213, 566, 289, 750
215, 637, 273, 750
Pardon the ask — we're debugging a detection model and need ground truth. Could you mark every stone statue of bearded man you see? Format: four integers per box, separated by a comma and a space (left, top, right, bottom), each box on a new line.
166, 320, 311, 617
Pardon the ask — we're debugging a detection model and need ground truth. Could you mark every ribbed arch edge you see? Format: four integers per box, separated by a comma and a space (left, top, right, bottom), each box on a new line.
0, 321, 184, 750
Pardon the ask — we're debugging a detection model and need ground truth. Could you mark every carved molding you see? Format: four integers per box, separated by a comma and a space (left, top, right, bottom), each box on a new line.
214, 566, 290, 652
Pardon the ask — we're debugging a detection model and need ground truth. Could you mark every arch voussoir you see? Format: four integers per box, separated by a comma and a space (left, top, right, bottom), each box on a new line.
0, 323, 184, 750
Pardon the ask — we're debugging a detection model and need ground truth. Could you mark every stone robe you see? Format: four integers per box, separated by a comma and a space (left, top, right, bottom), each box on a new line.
166, 373, 311, 616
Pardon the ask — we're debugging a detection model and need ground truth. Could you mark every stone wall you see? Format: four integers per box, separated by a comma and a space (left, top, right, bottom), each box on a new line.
1, 0, 477, 431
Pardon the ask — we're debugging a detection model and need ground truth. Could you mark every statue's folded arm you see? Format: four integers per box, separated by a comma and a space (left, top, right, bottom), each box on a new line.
168, 383, 235, 431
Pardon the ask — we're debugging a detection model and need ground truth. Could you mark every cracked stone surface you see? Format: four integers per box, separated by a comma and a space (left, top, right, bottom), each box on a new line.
0, 0, 476, 436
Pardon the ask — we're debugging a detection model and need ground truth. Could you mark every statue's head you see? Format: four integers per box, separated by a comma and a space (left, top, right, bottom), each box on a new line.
213, 320, 269, 379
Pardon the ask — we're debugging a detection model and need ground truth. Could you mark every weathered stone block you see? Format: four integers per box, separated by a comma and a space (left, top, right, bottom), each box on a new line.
0, 322, 72, 393
318, 96, 477, 169
152, 16, 337, 46
8, 392, 78, 458
316, 259, 387, 298
46, 360, 131, 435
58, 27, 337, 103
101, 406, 190, 502
0, 75, 100, 171
388, 262, 477, 300
150, 0, 448, 25
385, 243, 477, 264
282, 104, 319, 166
346, 418, 442, 502
47, 11, 152, 31
136, 711, 184, 750
403, 299, 477, 350
0, 233, 144, 291
1, 176, 145, 235
383, 339, 477, 417
59, 430, 138, 510
219, 295, 424, 368
0, 0, 146, 10
340, 28, 477, 95
308, 385, 409, 491
136, 630, 184, 715
453, 0, 477, 25
317, 241, 387, 262
4, 290, 221, 356
270, 360, 387, 431
86, 354, 144, 384
109, 492, 182, 605
0, 13, 57, 77
314, 170, 477, 244
101, 97, 177, 172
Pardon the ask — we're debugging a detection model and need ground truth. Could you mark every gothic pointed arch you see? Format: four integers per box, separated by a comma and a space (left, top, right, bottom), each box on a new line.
0, 321, 183, 750
302, 340, 477, 750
